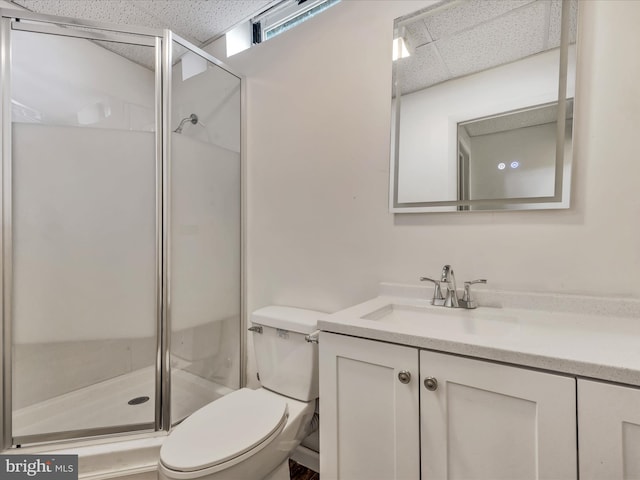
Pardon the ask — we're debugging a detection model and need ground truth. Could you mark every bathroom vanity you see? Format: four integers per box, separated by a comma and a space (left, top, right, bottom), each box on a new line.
318, 284, 640, 480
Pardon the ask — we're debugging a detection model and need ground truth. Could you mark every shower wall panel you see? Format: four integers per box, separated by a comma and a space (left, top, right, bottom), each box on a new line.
12, 124, 156, 412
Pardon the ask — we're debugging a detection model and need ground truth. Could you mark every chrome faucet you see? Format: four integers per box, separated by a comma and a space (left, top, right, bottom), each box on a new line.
460, 279, 487, 309
441, 265, 459, 308
419, 276, 445, 306
420, 265, 487, 309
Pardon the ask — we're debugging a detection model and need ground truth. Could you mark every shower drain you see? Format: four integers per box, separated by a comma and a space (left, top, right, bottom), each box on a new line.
128, 396, 150, 405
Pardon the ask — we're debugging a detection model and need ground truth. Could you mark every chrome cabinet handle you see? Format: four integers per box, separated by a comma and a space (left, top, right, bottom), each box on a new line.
424, 377, 438, 391
398, 370, 412, 384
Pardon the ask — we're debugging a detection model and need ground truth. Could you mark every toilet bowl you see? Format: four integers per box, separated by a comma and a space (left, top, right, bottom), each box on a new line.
158, 306, 324, 480
159, 388, 316, 480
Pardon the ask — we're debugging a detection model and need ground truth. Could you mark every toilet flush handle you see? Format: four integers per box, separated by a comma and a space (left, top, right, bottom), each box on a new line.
305, 330, 321, 344
248, 325, 263, 334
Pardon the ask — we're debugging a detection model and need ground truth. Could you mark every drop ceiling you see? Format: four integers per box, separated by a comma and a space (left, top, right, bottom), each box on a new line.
9, 0, 274, 48
395, 0, 578, 95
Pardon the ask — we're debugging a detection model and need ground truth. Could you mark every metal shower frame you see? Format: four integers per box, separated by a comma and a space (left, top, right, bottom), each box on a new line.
0, 8, 246, 449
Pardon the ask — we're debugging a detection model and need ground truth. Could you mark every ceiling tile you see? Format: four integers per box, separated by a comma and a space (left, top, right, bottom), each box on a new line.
397, 43, 451, 95
97, 41, 157, 71
404, 19, 433, 50
132, 0, 272, 44
424, 0, 536, 41
13, 0, 167, 31
11, 0, 272, 45
548, 0, 578, 48
436, 1, 549, 78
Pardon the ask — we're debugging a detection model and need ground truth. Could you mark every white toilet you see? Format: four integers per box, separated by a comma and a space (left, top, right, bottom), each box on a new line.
158, 306, 324, 480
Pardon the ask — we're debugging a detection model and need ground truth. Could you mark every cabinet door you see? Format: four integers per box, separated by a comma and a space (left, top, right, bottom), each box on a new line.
420, 350, 576, 480
578, 379, 640, 479
319, 332, 420, 480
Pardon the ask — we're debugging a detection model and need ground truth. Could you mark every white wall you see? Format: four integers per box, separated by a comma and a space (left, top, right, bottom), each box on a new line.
212, 0, 640, 385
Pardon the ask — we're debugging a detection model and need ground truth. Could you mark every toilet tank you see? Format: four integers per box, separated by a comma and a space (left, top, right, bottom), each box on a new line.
251, 306, 325, 402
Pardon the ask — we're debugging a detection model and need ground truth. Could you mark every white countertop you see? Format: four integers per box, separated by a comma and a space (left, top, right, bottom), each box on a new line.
317, 283, 640, 386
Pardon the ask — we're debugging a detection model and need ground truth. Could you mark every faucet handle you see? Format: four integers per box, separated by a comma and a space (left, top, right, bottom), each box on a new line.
420, 277, 445, 305
461, 279, 487, 309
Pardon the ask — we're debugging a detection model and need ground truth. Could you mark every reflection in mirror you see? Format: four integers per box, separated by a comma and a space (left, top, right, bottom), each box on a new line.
390, 0, 578, 212
457, 99, 573, 210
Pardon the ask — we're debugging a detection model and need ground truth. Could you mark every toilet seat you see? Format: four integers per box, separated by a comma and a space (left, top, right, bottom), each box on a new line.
160, 388, 289, 474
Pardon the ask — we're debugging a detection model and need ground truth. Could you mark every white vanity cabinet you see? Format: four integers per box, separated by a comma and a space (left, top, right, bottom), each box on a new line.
319, 332, 420, 480
578, 379, 640, 479
420, 350, 576, 480
320, 332, 578, 480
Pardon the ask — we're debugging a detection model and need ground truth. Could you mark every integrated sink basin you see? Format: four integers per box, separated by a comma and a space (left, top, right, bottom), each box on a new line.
318, 284, 640, 387
360, 303, 517, 337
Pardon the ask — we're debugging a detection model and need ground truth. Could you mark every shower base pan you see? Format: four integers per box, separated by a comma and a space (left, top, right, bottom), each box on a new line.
12, 367, 232, 440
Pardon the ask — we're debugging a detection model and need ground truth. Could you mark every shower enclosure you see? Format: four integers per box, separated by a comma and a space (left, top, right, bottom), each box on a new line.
0, 8, 243, 448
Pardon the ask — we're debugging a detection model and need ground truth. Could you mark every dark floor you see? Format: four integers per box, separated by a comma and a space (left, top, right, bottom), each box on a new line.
289, 459, 319, 480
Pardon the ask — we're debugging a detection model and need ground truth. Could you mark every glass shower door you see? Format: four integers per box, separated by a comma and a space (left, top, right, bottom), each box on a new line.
9, 25, 159, 442
168, 37, 242, 424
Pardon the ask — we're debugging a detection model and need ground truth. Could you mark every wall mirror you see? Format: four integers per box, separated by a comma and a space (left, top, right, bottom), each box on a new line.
390, 0, 578, 213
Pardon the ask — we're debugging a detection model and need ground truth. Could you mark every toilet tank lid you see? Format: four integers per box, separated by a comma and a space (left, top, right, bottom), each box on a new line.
251, 306, 327, 334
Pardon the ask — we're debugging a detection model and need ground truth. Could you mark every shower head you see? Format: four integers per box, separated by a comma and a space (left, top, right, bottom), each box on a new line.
174, 113, 198, 133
